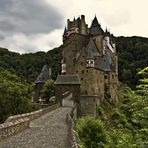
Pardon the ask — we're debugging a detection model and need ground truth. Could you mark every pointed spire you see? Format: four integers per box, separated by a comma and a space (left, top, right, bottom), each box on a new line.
91, 16, 100, 27
105, 27, 110, 36
90, 15, 104, 35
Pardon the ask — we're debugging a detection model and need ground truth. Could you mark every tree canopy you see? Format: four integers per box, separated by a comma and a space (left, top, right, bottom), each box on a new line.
0, 69, 33, 123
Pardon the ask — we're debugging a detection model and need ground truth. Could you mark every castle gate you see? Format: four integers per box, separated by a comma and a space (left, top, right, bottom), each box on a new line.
55, 75, 81, 107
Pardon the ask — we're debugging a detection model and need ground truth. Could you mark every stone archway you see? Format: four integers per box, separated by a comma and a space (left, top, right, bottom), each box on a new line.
55, 75, 81, 107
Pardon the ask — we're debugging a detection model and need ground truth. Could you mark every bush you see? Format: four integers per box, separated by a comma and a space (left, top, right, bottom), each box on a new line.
76, 116, 107, 148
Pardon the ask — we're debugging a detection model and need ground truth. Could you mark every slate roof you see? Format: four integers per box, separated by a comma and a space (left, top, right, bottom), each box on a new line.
102, 50, 112, 72
86, 38, 100, 59
90, 16, 104, 35
55, 75, 81, 85
35, 65, 49, 84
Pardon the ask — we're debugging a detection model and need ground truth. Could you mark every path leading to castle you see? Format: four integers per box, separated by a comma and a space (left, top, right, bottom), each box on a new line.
0, 107, 72, 148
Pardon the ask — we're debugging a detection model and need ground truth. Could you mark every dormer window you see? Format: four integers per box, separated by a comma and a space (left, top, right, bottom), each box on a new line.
86, 59, 94, 68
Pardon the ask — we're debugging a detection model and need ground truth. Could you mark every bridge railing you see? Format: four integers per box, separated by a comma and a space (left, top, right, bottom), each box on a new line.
0, 103, 60, 141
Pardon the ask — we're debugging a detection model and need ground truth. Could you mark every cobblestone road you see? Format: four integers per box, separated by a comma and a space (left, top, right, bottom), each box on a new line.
0, 107, 72, 148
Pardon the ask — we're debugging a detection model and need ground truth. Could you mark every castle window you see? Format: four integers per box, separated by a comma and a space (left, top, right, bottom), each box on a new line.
112, 74, 114, 79
81, 70, 84, 74
83, 56, 85, 59
81, 62, 83, 66
76, 70, 78, 73
105, 75, 107, 79
90, 60, 94, 64
81, 78, 83, 81
87, 70, 88, 73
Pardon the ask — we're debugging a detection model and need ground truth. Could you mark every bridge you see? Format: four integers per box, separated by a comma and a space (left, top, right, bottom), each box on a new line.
0, 94, 79, 148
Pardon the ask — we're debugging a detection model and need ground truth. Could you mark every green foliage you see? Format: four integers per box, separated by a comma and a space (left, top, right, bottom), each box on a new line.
136, 67, 148, 96
40, 80, 55, 103
76, 67, 148, 148
114, 36, 148, 89
0, 69, 33, 123
76, 116, 107, 148
0, 47, 62, 83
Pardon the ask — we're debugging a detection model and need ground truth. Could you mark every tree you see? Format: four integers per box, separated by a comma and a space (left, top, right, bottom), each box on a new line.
0, 69, 33, 123
40, 80, 55, 103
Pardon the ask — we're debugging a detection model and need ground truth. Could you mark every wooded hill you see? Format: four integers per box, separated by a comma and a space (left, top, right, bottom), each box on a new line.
0, 36, 148, 88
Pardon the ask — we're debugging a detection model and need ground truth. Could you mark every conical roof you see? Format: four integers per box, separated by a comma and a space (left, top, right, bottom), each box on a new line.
91, 16, 100, 27
90, 16, 104, 35
35, 65, 49, 84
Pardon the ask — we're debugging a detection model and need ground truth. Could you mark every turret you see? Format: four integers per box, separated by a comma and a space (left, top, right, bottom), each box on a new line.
80, 15, 87, 35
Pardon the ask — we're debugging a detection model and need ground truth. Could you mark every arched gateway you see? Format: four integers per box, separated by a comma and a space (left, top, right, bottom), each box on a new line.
55, 75, 81, 107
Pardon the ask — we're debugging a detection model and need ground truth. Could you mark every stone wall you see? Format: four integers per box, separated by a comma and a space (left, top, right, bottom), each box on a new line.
78, 95, 98, 117
0, 118, 29, 141
67, 107, 80, 148
5, 103, 60, 123
0, 103, 60, 141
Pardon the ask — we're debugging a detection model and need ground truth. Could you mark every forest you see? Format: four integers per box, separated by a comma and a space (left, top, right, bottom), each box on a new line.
0, 36, 148, 147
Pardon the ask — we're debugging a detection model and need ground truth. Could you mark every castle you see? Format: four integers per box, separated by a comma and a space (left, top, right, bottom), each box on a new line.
55, 15, 118, 116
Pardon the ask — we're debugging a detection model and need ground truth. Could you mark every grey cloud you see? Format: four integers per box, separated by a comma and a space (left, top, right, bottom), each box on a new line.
0, 0, 64, 35
0, 34, 5, 40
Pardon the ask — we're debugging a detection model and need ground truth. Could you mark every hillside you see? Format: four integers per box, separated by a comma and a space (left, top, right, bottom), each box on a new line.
114, 36, 148, 89
0, 47, 62, 83
0, 36, 148, 88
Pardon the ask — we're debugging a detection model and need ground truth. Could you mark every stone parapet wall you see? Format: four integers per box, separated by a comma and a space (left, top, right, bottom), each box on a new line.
6, 103, 60, 123
0, 118, 29, 141
67, 107, 80, 148
0, 103, 60, 141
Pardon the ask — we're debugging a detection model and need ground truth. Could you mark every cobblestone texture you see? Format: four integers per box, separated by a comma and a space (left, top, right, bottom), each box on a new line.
0, 107, 72, 148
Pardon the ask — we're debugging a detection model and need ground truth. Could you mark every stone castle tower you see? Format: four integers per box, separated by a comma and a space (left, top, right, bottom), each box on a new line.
56, 15, 118, 116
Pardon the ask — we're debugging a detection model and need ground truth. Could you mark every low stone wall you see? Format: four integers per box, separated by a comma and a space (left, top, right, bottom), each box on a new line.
0, 118, 29, 141
5, 103, 60, 123
0, 103, 60, 141
67, 107, 80, 148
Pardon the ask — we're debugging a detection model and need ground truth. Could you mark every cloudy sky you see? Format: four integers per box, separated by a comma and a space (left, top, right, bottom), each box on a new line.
0, 0, 148, 53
